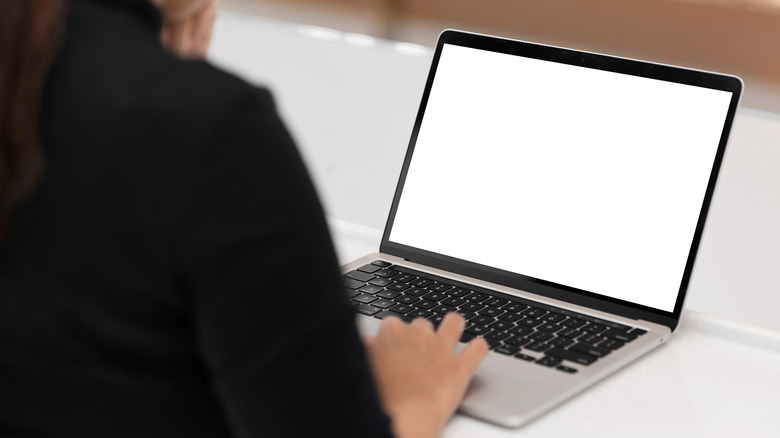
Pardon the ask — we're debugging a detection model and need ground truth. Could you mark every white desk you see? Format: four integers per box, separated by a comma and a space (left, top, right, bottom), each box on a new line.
209, 10, 780, 436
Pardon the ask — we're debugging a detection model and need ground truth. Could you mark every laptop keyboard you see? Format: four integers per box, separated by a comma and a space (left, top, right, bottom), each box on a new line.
344, 260, 647, 374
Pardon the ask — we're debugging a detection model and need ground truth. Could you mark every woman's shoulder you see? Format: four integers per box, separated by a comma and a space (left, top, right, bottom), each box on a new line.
129, 51, 278, 138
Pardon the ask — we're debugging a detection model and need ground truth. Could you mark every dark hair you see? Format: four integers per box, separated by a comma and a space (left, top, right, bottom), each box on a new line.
0, 0, 66, 238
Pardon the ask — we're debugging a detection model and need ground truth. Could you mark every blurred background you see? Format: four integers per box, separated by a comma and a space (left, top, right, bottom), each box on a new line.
220, 0, 780, 114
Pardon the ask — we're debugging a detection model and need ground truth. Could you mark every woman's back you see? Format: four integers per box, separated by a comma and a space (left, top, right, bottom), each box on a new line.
0, 1, 387, 436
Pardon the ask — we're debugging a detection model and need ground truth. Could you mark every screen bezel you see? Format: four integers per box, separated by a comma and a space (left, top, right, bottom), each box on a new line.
380, 29, 743, 331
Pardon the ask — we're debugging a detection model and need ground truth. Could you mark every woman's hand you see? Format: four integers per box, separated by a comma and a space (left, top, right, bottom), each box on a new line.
364, 313, 489, 438
160, 0, 218, 59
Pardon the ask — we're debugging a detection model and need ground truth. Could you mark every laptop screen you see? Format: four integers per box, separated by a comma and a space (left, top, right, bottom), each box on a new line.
387, 41, 736, 313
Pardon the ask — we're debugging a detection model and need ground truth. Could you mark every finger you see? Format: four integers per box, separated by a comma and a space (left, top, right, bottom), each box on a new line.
410, 317, 434, 331
378, 314, 403, 334
163, 20, 186, 55
190, 24, 211, 58
362, 334, 376, 350
458, 337, 490, 374
178, 19, 193, 56
437, 312, 466, 348
188, 0, 217, 58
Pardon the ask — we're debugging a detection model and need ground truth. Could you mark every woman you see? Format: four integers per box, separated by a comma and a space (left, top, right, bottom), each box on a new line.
0, 0, 488, 437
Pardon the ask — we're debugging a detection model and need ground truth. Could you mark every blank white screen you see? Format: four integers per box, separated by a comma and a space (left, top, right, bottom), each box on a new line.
388, 44, 733, 312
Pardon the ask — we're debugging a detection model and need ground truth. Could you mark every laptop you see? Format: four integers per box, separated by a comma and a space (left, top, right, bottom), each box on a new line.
340, 29, 742, 428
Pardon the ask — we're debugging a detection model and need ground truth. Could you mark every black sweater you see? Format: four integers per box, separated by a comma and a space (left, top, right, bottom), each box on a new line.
0, 0, 390, 436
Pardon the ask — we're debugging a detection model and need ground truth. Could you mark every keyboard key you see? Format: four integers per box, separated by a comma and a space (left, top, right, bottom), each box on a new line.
368, 278, 393, 287
478, 307, 505, 317
423, 291, 447, 301
358, 285, 384, 294
562, 318, 587, 329
344, 270, 376, 282
465, 292, 488, 302
414, 299, 437, 310
528, 331, 554, 342
560, 328, 582, 339
390, 304, 414, 314
459, 302, 485, 312
515, 353, 535, 361
460, 332, 475, 343
376, 290, 402, 299
486, 339, 502, 349
583, 323, 607, 334
556, 366, 578, 374
545, 347, 598, 365
498, 312, 523, 323
484, 297, 508, 307
395, 295, 420, 305
442, 296, 466, 306
411, 278, 434, 287
558, 310, 631, 332
538, 323, 562, 333
353, 294, 378, 304
355, 304, 382, 316
522, 307, 547, 318
470, 315, 494, 326
343, 278, 366, 290
485, 331, 512, 342
394, 273, 416, 283
504, 335, 532, 347
600, 339, 625, 350
404, 287, 428, 297
346, 289, 360, 299
549, 337, 575, 348
597, 319, 632, 332
387, 282, 411, 292
519, 318, 543, 328
488, 320, 513, 331
449, 287, 472, 297
371, 260, 392, 267
543, 313, 567, 324
455, 310, 476, 320
570, 343, 611, 358
630, 328, 647, 336
536, 356, 563, 367
495, 345, 521, 355
603, 329, 638, 343
375, 311, 414, 322
510, 326, 534, 338
371, 298, 396, 309
373, 269, 399, 278
466, 325, 492, 336
502, 302, 527, 313
408, 309, 433, 319
428, 314, 444, 325
432, 305, 457, 314
357, 264, 382, 274
579, 334, 603, 345
525, 341, 550, 352
429, 283, 453, 293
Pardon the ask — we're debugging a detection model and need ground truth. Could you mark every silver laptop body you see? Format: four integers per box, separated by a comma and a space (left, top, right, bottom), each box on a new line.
341, 29, 742, 428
